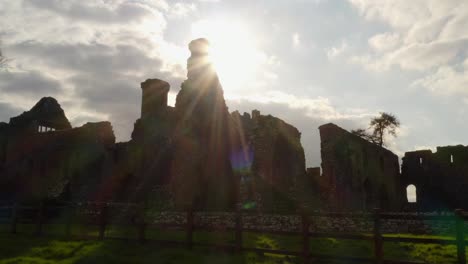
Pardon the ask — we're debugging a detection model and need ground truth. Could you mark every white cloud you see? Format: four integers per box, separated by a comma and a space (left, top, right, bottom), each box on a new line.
348, 54, 385, 72
170, 2, 197, 17
228, 90, 371, 121
348, 0, 444, 29
292, 32, 300, 47
326, 41, 348, 59
412, 64, 468, 96
348, 0, 468, 98
368, 32, 400, 52
383, 125, 410, 158
0, 0, 168, 46
412, 145, 437, 152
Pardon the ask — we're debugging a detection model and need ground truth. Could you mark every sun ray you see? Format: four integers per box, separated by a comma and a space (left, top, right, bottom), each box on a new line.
190, 18, 264, 93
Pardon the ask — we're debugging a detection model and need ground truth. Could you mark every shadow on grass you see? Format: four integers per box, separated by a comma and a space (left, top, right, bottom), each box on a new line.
0, 234, 300, 264
0, 231, 463, 264
0, 234, 102, 264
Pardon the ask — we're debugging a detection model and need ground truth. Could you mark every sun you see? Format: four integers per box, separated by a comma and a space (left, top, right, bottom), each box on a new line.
191, 19, 265, 94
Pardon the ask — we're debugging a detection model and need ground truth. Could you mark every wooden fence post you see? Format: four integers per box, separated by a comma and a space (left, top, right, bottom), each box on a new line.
35, 201, 44, 236
373, 208, 383, 264
235, 205, 243, 252
10, 203, 18, 234
302, 212, 310, 264
137, 203, 146, 244
98, 204, 108, 240
186, 207, 194, 250
455, 209, 466, 264
65, 203, 74, 238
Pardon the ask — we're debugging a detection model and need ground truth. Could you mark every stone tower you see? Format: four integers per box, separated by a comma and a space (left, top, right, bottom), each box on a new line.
175, 38, 228, 121
140, 79, 170, 118
172, 38, 235, 210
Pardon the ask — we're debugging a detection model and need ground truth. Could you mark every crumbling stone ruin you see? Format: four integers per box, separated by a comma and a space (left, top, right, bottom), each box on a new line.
2, 38, 468, 213
312, 123, 468, 212
0, 97, 115, 203
314, 123, 402, 211
401, 146, 468, 211
231, 109, 306, 211
172, 38, 236, 209
0, 39, 305, 211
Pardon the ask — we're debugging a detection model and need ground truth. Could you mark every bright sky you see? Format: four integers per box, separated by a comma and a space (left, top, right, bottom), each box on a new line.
1, 0, 468, 167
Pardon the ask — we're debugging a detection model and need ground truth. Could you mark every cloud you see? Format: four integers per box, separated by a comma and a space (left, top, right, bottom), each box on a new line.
412, 145, 437, 153
348, 0, 447, 29
326, 41, 349, 59
170, 2, 197, 17
368, 32, 400, 52
0, 70, 61, 97
292, 33, 300, 47
348, 0, 468, 98
231, 91, 372, 120
381, 125, 411, 158
10, 41, 164, 76
0, 0, 167, 46
0, 101, 22, 124
412, 63, 468, 96
24, 0, 166, 23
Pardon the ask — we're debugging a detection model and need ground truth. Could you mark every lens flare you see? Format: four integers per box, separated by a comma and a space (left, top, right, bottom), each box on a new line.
191, 18, 265, 93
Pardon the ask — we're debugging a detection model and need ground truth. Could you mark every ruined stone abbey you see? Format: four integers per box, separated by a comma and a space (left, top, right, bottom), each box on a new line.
0, 39, 467, 212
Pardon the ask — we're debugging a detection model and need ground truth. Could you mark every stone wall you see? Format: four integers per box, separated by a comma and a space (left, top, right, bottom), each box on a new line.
0, 120, 115, 202
144, 211, 464, 235
231, 110, 306, 211
319, 123, 402, 211
402, 146, 468, 211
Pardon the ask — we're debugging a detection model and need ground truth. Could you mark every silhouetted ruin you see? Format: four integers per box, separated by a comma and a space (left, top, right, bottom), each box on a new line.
315, 123, 401, 211
231, 109, 306, 211
401, 146, 468, 211
0, 97, 115, 202
1, 39, 468, 212
0, 39, 305, 211
311, 123, 468, 211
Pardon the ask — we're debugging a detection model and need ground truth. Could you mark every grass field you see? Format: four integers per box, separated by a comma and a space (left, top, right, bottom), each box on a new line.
0, 224, 465, 263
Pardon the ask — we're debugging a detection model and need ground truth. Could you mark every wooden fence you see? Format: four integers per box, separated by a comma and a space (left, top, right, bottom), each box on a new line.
0, 202, 467, 264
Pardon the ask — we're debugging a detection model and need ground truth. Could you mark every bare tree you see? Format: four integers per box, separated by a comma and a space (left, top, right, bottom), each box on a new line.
352, 112, 400, 147
351, 128, 378, 144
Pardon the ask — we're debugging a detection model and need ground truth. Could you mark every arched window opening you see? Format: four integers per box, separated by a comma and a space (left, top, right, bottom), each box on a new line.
406, 184, 417, 203
419, 157, 423, 165
450, 154, 454, 164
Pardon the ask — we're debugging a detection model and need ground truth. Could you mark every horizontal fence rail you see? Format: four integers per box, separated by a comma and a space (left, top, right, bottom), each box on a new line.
1, 203, 467, 264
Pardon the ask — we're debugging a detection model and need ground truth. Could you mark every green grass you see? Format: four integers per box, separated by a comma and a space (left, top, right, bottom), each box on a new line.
0, 233, 294, 264
0, 224, 467, 264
